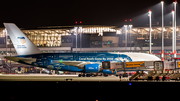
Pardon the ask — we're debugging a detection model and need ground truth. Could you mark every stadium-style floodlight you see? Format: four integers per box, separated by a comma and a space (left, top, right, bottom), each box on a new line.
161, 0, 164, 61
172, 10, 175, 56
174, 1, 177, 58
148, 10, 152, 54
129, 25, 133, 52
124, 25, 127, 51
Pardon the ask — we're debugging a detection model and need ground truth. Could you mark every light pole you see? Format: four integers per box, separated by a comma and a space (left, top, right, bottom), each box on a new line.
174, 1, 177, 58
124, 25, 127, 51
161, 1, 164, 61
172, 10, 175, 56
129, 25, 133, 52
148, 10, 152, 54
79, 27, 82, 52
74, 27, 78, 53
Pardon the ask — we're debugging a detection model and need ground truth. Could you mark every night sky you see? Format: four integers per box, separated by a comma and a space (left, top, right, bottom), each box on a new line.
0, 0, 178, 28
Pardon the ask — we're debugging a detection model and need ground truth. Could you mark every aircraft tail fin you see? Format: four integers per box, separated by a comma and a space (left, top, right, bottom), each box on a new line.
3, 23, 42, 55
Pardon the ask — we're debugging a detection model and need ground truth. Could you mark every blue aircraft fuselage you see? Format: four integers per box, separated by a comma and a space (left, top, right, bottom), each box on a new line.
16, 53, 132, 73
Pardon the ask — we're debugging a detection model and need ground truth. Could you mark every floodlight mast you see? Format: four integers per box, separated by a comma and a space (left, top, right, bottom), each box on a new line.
129, 25, 133, 52
161, 1, 164, 61
124, 25, 127, 51
148, 10, 152, 54
172, 10, 175, 56
174, 1, 177, 58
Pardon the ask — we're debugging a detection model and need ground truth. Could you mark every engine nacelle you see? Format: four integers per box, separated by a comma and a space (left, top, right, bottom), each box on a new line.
85, 64, 99, 73
103, 69, 116, 74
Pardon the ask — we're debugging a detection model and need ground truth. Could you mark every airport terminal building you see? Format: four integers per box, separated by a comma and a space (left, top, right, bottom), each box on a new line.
0, 25, 179, 60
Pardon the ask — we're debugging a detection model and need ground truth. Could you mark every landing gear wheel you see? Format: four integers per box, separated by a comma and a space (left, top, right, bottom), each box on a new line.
86, 74, 90, 77
78, 74, 81, 77
92, 74, 96, 77
104, 74, 108, 77
177, 78, 179, 81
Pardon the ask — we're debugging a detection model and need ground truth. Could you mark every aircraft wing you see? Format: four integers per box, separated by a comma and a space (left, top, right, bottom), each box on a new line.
4, 56, 36, 64
56, 61, 101, 68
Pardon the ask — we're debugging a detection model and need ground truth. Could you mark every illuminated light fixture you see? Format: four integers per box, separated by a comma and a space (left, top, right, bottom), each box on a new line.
174, 0, 177, 3
132, 29, 137, 31
129, 25, 133, 27
157, 28, 161, 30
145, 28, 149, 31
161, 0, 164, 3
148, 10, 152, 15
80, 21, 82, 23
130, 19, 132, 21
75, 21, 77, 24
163, 28, 167, 31
125, 19, 127, 21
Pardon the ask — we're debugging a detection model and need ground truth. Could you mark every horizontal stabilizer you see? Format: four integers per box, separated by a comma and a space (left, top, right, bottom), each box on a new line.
4, 56, 36, 64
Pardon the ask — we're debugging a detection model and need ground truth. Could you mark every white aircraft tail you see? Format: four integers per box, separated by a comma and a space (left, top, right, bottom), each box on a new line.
4, 23, 42, 55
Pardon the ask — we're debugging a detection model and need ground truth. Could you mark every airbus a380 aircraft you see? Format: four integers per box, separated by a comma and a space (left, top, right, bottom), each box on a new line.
3, 23, 161, 77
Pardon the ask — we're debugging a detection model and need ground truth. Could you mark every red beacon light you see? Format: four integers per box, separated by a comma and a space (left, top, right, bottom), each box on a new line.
75, 21, 78, 24
80, 21, 82, 23
125, 19, 127, 21
130, 19, 132, 21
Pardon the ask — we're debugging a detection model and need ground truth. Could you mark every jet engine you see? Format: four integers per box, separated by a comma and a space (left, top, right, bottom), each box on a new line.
84, 64, 100, 73
102, 69, 116, 74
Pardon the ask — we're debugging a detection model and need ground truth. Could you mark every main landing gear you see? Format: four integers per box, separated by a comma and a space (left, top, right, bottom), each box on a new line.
78, 73, 103, 77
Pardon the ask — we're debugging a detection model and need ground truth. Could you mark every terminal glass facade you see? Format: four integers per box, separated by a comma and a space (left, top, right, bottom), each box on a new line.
21, 26, 117, 47
20, 26, 180, 48
0, 25, 180, 60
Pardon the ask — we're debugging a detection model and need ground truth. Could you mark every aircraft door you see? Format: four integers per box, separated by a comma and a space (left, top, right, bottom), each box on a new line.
154, 61, 164, 71
44, 60, 49, 66
102, 61, 110, 69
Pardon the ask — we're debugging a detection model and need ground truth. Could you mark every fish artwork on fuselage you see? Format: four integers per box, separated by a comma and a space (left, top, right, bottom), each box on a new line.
16, 53, 132, 72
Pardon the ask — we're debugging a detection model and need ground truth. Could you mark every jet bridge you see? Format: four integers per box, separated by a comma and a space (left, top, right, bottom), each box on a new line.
109, 61, 155, 71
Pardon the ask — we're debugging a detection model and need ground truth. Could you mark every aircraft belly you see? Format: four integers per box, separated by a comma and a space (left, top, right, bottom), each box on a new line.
40, 64, 83, 72
60, 65, 83, 72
